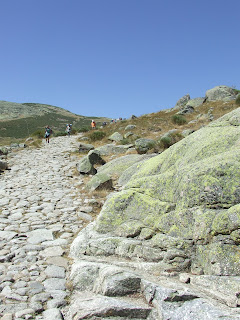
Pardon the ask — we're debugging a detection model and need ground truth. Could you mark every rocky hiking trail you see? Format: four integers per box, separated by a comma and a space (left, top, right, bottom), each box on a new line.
0, 135, 98, 319
1, 134, 240, 320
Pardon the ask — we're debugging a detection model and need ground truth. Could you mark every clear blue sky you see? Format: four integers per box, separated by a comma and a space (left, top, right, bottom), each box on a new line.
0, 0, 239, 118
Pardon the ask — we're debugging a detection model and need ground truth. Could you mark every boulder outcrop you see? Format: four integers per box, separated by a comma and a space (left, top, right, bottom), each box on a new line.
73, 107, 240, 276
69, 107, 240, 319
205, 85, 236, 102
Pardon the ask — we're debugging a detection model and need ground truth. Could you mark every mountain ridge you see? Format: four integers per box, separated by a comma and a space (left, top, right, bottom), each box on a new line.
0, 100, 109, 143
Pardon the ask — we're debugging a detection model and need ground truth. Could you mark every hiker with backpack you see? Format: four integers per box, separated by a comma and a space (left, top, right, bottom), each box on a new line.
66, 124, 72, 137
44, 125, 52, 143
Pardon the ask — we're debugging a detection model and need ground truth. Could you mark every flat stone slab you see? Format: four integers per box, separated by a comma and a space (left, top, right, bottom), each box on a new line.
40, 246, 64, 258
43, 278, 66, 291
46, 257, 69, 268
43, 308, 63, 320
0, 231, 17, 240
45, 265, 65, 278
27, 229, 54, 244
68, 292, 152, 319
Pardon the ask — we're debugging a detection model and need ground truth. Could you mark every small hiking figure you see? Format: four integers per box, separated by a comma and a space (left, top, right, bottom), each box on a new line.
91, 120, 96, 130
44, 125, 52, 143
66, 124, 72, 137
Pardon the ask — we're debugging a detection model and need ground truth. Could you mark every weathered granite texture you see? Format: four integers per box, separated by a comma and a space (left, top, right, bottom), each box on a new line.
73, 107, 240, 276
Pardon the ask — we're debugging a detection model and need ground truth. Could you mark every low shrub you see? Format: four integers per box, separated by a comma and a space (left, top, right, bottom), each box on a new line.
78, 127, 90, 133
171, 115, 187, 125
89, 131, 106, 141
119, 138, 130, 145
159, 136, 172, 149
32, 130, 45, 139
158, 132, 184, 150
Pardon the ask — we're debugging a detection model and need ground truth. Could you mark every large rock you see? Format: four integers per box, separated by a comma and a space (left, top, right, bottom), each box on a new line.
0, 147, 8, 155
66, 292, 152, 320
108, 132, 123, 142
78, 143, 94, 153
0, 161, 8, 170
135, 138, 156, 154
206, 85, 236, 102
76, 150, 105, 175
88, 150, 106, 165
176, 97, 205, 114
85, 173, 113, 191
177, 105, 194, 115
173, 94, 190, 110
186, 97, 205, 108
97, 154, 153, 179
118, 154, 157, 186
76, 156, 97, 175
141, 280, 240, 320
125, 125, 136, 131
92, 107, 240, 276
93, 266, 141, 296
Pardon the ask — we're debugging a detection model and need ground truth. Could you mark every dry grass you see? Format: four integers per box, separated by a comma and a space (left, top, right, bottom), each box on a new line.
79, 101, 239, 149
0, 137, 24, 147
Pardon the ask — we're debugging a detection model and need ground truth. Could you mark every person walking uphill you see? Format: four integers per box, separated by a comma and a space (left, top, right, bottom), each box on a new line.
44, 125, 52, 143
66, 124, 72, 137
91, 120, 96, 130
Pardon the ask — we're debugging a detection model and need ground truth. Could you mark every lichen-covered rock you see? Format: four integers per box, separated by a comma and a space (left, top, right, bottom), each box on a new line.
125, 125, 136, 131
182, 129, 195, 137
94, 107, 240, 276
124, 131, 134, 138
78, 143, 94, 153
117, 154, 157, 186
76, 156, 97, 175
97, 154, 153, 180
135, 138, 156, 154
177, 105, 194, 115
108, 132, 123, 142
206, 85, 236, 102
88, 150, 106, 165
173, 94, 190, 110
0, 147, 8, 155
86, 173, 113, 191
186, 97, 205, 108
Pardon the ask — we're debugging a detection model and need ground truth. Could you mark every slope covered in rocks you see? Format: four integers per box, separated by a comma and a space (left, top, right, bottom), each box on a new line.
67, 107, 240, 320
1, 85, 240, 319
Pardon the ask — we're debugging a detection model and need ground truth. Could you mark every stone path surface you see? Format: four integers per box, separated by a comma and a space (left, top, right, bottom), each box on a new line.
0, 135, 93, 320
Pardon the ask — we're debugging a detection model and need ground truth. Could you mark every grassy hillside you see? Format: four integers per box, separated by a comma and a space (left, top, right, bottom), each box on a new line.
82, 100, 239, 149
0, 101, 109, 145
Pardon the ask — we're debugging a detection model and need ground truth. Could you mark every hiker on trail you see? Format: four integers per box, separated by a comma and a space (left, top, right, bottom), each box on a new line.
44, 125, 52, 143
91, 120, 96, 130
66, 124, 72, 137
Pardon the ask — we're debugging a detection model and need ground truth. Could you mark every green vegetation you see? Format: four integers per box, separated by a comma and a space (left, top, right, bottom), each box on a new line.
158, 132, 184, 150
0, 113, 76, 139
119, 138, 130, 145
32, 129, 45, 139
0, 100, 110, 145
89, 131, 106, 141
171, 114, 187, 125
78, 127, 90, 133
159, 136, 172, 149
54, 131, 68, 137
